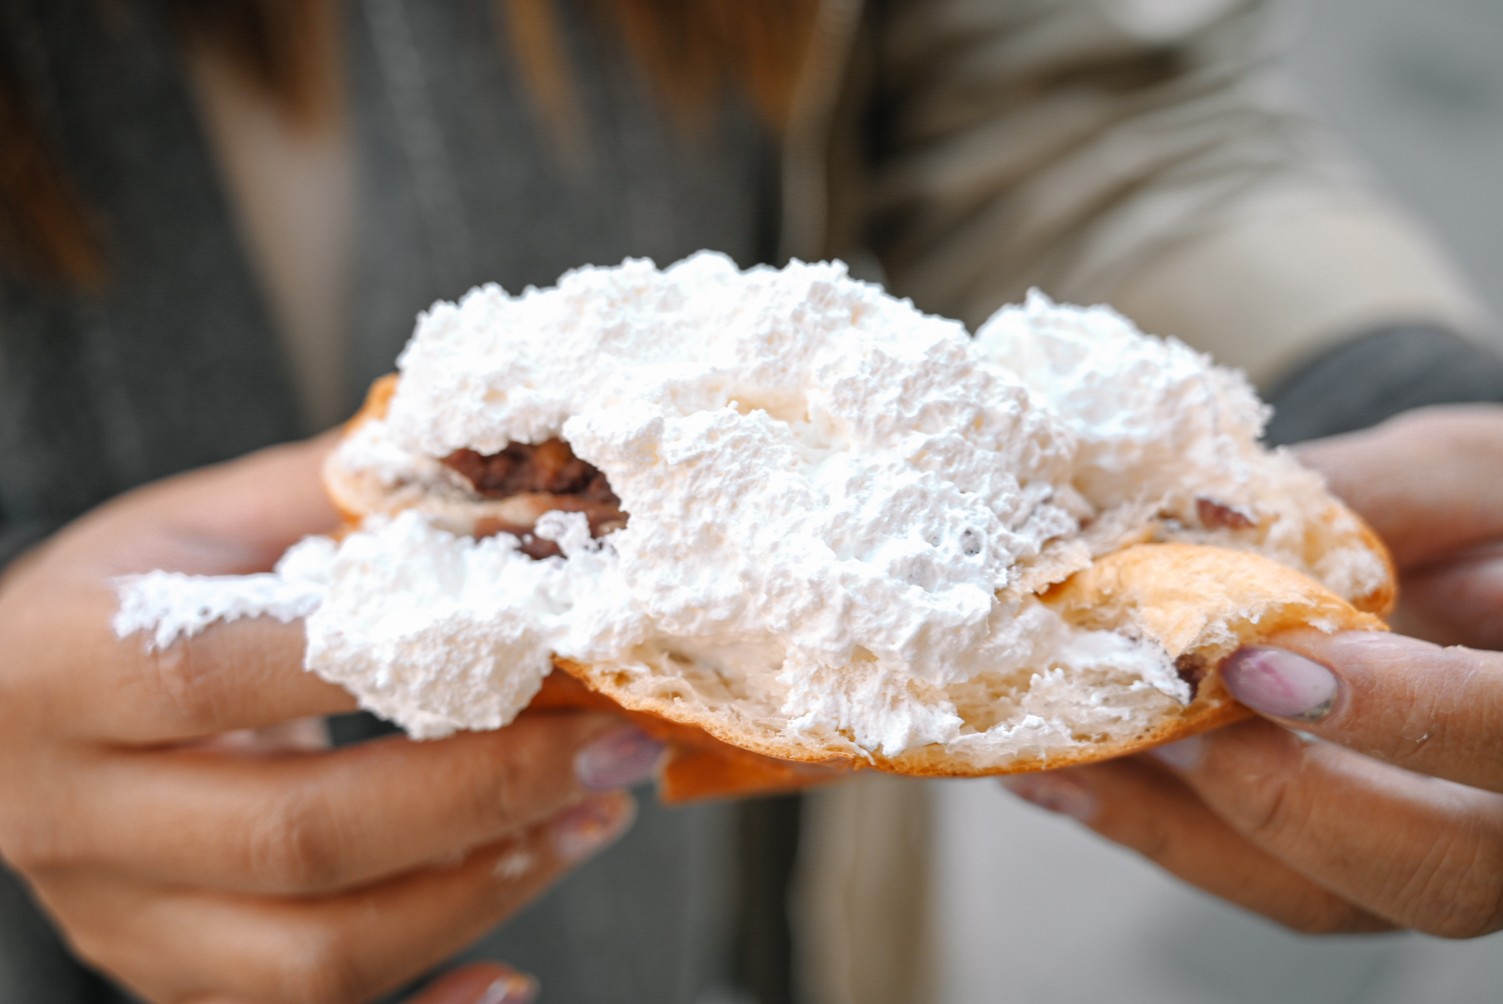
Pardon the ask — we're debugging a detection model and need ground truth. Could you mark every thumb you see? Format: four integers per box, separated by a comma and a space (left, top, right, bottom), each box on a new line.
1218, 629, 1503, 793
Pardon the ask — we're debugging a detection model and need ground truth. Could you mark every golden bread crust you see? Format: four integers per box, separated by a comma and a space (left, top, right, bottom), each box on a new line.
325, 373, 399, 526
554, 543, 1388, 786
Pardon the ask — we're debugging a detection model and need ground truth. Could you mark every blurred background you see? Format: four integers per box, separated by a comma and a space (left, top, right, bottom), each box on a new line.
1290, 0, 1502, 324
932, 1, 1503, 1001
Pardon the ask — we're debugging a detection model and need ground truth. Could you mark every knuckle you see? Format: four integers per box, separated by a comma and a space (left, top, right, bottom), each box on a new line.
243, 789, 346, 892
1421, 893, 1502, 940
1445, 655, 1503, 761
490, 743, 535, 827
1378, 690, 1452, 770
1105, 805, 1177, 866
410, 736, 523, 844
140, 640, 222, 733
480, 728, 562, 830
1403, 646, 1490, 730
1409, 829, 1503, 939
1222, 753, 1301, 845
270, 924, 370, 1004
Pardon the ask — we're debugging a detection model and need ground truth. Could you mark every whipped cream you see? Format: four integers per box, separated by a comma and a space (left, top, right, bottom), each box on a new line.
115, 253, 1386, 751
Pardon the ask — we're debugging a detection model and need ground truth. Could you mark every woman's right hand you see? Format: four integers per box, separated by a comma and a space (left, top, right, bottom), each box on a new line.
0, 438, 657, 1004
1001, 405, 1503, 939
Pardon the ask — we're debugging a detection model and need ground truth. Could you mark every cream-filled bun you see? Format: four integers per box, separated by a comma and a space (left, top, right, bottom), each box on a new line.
116, 254, 1392, 798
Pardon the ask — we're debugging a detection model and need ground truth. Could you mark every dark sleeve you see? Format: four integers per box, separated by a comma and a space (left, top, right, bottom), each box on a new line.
1264, 326, 1503, 447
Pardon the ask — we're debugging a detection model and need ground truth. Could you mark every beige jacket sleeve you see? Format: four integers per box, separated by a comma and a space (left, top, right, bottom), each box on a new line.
805, 0, 1489, 387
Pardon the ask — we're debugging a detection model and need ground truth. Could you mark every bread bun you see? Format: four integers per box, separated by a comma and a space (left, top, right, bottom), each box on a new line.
311, 254, 1392, 798
116, 256, 1392, 800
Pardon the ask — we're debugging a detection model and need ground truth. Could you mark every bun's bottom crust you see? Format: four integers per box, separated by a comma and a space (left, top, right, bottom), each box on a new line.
531, 673, 853, 802
552, 543, 1388, 800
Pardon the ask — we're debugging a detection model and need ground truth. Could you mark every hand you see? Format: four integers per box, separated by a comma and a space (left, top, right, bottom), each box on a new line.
0, 439, 660, 1003
1001, 405, 1503, 937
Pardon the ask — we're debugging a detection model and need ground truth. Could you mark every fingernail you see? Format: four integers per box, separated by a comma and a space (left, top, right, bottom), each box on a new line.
423, 968, 539, 1004
1222, 646, 1338, 721
492, 847, 534, 881
474, 973, 539, 1004
574, 726, 665, 791
999, 773, 1096, 823
1149, 735, 1206, 772
552, 792, 634, 862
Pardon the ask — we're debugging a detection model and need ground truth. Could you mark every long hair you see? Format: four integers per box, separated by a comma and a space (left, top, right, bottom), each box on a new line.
0, 0, 819, 285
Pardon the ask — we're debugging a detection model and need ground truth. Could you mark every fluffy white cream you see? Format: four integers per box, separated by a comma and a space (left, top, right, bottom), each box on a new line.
115, 253, 1385, 748
976, 292, 1388, 595
113, 537, 335, 649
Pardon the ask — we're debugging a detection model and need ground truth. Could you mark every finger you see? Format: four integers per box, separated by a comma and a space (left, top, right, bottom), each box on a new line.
1220, 631, 1503, 791
1149, 719, 1503, 938
2, 438, 353, 741
36, 792, 632, 1004
1296, 405, 1503, 568
405, 964, 539, 1004
28, 590, 356, 741
1396, 544, 1503, 649
53, 716, 658, 894
62, 434, 345, 579
1001, 761, 1392, 934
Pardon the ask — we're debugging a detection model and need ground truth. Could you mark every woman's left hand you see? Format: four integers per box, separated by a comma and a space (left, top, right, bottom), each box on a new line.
1002, 406, 1503, 937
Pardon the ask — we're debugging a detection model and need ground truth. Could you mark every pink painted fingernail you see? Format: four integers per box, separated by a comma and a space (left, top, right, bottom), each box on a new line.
574, 726, 665, 791
1222, 647, 1338, 721
552, 792, 635, 862
999, 774, 1096, 823
473, 973, 539, 1004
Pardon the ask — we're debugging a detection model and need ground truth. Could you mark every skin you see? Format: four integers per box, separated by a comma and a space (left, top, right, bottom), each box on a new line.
1003, 404, 1503, 938
0, 437, 637, 1004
